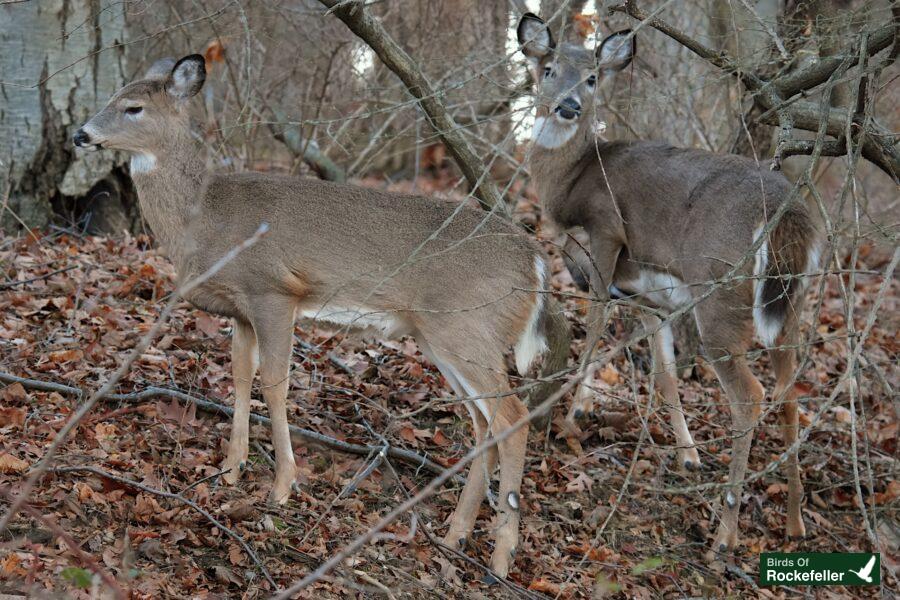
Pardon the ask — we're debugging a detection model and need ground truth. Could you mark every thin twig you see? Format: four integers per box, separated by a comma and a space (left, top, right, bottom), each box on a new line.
0, 265, 77, 290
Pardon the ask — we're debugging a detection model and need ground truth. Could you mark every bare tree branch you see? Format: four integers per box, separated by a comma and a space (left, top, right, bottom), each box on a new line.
317, 0, 508, 215
773, 24, 896, 99
609, 1, 900, 180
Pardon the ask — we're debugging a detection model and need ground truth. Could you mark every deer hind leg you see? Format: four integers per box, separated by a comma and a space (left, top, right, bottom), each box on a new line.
704, 347, 764, 559
639, 314, 700, 471
485, 393, 528, 580
769, 313, 806, 539
442, 403, 496, 553
422, 336, 525, 580
250, 295, 298, 505
222, 319, 258, 485
423, 344, 497, 552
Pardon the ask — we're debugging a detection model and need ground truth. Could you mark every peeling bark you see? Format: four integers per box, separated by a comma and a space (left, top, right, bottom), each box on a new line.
0, 0, 126, 231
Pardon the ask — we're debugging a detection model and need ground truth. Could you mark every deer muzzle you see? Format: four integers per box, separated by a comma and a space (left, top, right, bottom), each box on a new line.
555, 97, 581, 121
73, 127, 102, 151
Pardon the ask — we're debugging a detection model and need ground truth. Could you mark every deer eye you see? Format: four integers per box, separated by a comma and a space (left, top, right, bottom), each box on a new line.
124, 106, 143, 116
586, 75, 597, 87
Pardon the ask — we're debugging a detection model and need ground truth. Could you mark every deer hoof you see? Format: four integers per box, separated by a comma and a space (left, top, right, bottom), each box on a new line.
268, 482, 294, 505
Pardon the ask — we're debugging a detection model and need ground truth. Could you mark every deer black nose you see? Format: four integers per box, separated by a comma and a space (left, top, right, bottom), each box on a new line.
73, 128, 91, 147
555, 97, 581, 120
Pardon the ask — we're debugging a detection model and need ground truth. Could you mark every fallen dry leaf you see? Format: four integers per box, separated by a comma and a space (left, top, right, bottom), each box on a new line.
529, 578, 561, 594
600, 364, 620, 386
48, 348, 83, 364
0, 406, 27, 428
0, 452, 29, 473
0, 383, 27, 403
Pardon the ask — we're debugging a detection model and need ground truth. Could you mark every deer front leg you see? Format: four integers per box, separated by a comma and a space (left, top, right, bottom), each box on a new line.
639, 314, 700, 471
251, 297, 299, 505
567, 239, 621, 423
221, 319, 258, 484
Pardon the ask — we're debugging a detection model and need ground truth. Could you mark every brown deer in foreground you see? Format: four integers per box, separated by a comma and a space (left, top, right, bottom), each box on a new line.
517, 14, 819, 559
74, 55, 569, 578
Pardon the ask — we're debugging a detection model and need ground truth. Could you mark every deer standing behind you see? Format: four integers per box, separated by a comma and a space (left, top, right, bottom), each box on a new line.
517, 14, 819, 559
74, 55, 570, 579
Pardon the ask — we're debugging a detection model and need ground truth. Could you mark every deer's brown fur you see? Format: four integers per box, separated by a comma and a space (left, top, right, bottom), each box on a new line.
518, 13, 818, 559
75, 54, 570, 578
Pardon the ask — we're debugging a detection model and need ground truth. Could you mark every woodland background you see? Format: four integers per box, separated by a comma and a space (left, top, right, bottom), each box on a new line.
0, 0, 897, 598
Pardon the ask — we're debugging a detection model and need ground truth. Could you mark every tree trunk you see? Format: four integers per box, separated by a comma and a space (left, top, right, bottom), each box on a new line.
0, 0, 127, 232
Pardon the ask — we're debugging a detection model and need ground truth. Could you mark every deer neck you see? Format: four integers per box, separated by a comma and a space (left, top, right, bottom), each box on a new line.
129, 129, 206, 263
529, 119, 595, 228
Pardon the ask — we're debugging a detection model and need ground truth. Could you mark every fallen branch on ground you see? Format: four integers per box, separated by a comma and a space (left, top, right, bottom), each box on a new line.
0, 372, 461, 484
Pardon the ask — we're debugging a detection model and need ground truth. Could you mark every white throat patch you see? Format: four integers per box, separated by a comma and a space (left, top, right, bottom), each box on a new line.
532, 116, 578, 149
130, 153, 157, 175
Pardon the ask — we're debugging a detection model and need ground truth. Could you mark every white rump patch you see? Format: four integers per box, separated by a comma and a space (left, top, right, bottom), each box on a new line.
130, 153, 157, 175
618, 270, 692, 311
299, 304, 400, 337
514, 257, 549, 375
532, 116, 578, 149
752, 224, 781, 347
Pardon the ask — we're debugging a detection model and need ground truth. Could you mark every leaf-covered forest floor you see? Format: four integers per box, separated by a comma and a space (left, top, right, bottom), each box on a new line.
0, 190, 897, 598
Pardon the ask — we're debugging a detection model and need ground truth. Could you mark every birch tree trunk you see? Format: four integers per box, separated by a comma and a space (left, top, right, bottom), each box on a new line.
0, 0, 126, 231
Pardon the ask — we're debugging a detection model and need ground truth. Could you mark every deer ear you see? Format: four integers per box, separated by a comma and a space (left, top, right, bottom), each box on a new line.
166, 54, 206, 99
143, 58, 177, 81
596, 30, 635, 73
517, 13, 554, 60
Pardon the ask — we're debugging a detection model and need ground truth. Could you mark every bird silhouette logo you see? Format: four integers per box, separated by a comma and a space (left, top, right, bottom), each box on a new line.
848, 555, 877, 583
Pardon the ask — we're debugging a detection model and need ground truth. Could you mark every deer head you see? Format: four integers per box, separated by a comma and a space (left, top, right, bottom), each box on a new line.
73, 55, 206, 172
516, 13, 634, 149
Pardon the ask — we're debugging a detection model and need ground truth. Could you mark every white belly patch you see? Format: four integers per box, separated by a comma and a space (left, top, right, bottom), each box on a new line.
617, 270, 691, 310
298, 304, 401, 336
